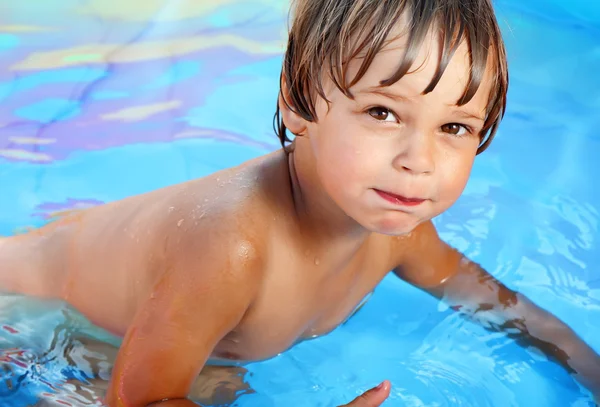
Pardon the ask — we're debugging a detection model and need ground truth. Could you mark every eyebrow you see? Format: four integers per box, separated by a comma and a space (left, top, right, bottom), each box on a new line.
449, 109, 485, 123
359, 87, 486, 123
358, 88, 411, 103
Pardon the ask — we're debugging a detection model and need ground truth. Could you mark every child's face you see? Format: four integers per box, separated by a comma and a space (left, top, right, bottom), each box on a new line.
301, 28, 494, 236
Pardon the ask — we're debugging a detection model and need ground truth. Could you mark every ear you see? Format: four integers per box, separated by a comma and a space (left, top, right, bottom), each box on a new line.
278, 78, 308, 136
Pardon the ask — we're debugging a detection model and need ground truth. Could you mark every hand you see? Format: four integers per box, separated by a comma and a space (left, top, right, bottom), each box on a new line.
338, 380, 391, 407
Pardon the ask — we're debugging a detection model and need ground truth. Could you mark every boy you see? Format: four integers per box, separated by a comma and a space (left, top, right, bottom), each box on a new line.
1, 0, 599, 406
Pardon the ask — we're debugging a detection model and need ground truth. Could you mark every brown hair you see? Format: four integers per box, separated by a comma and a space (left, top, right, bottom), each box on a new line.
274, 0, 509, 154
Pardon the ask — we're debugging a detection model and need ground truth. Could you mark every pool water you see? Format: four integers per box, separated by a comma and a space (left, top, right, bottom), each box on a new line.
0, 0, 599, 406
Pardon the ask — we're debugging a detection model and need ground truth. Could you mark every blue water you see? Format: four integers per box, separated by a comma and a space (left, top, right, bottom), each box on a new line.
0, 0, 599, 406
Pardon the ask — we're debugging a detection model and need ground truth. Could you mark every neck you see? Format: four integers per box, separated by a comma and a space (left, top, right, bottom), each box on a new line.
287, 140, 371, 255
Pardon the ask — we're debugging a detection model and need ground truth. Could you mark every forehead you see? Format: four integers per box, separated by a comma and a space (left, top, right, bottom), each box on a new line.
341, 24, 495, 112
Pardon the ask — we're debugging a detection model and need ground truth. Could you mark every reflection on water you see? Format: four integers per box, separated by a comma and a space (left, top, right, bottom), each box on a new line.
0, 294, 109, 406
0, 295, 252, 407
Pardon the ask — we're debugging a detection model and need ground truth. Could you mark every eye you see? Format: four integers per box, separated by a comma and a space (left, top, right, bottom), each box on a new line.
441, 123, 469, 136
367, 106, 398, 123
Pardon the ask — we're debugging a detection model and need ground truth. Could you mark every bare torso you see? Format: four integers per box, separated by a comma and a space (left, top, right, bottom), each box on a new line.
0, 150, 408, 367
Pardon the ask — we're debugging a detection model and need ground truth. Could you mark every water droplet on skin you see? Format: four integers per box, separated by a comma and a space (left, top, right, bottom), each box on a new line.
314, 258, 320, 266
177, 219, 184, 227
168, 206, 175, 213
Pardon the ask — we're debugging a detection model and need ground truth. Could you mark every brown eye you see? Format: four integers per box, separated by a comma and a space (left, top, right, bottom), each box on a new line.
368, 107, 394, 122
441, 123, 467, 136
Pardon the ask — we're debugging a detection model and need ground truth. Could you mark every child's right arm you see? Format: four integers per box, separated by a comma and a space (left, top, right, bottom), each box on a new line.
105, 234, 263, 407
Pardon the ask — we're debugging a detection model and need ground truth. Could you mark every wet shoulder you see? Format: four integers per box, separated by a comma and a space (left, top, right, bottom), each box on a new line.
383, 220, 440, 269
149, 152, 289, 278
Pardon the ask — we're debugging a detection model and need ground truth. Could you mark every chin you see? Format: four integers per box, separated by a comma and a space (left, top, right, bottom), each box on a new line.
365, 216, 422, 237
376, 226, 417, 237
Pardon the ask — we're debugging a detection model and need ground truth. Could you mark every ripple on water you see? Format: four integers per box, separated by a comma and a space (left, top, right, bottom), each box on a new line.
0, 294, 116, 406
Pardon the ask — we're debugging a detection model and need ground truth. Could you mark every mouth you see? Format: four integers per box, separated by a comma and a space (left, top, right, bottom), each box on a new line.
374, 189, 427, 207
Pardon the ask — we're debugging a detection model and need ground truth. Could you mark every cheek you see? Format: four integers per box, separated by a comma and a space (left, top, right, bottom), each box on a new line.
316, 138, 363, 194
437, 153, 475, 201
312, 115, 378, 185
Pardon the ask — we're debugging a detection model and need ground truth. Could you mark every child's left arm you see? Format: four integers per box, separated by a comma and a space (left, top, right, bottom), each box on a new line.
393, 221, 600, 399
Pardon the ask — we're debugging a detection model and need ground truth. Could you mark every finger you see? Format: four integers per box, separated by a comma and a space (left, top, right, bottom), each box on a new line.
339, 380, 391, 407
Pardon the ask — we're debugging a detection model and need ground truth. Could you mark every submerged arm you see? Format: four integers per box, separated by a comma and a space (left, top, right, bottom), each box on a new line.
393, 221, 600, 398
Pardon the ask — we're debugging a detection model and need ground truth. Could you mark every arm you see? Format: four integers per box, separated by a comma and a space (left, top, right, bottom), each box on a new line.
393, 221, 600, 398
106, 237, 262, 407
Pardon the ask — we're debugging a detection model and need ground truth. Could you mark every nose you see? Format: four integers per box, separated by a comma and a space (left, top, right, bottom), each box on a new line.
392, 130, 435, 175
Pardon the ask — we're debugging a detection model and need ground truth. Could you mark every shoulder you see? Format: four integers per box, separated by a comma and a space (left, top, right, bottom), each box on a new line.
391, 220, 463, 288
164, 208, 265, 277
148, 182, 268, 300
148, 152, 290, 291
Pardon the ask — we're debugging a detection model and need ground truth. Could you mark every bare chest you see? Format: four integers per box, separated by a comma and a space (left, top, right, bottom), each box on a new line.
210, 241, 394, 363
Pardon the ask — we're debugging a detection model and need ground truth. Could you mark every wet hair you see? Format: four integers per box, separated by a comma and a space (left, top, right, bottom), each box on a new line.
274, 0, 509, 154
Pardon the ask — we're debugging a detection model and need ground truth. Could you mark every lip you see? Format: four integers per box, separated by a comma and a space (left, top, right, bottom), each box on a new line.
374, 189, 427, 207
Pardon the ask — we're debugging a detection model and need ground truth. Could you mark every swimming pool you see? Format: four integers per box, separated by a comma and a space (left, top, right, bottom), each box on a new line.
0, 0, 598, 405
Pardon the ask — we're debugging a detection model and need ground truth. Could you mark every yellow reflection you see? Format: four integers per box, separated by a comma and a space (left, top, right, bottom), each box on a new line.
101, 100, 181, 122
76, 0, 285, 22
174, 129, 220, 138
11, 34, 284, 71
0, 149, 52, 162
8, 137, 56, 145
0, 25, 57, 33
